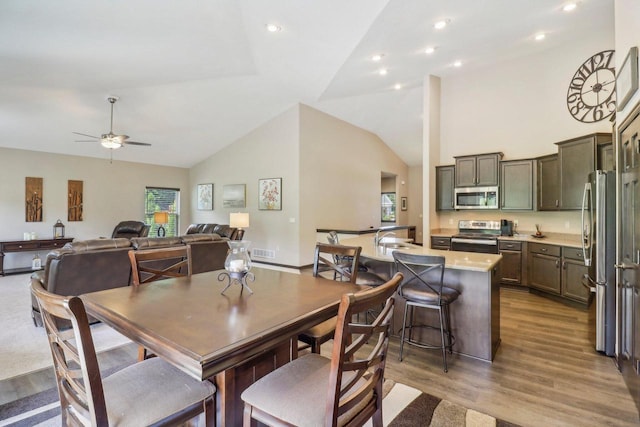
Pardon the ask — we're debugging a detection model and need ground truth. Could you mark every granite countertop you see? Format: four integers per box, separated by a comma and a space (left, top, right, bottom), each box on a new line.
317, 225, 415, 235
430, 229, 581, 248
341, 235, 501, 272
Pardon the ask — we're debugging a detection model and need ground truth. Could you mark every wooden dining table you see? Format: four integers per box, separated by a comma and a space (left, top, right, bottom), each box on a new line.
80, 267, 364, 426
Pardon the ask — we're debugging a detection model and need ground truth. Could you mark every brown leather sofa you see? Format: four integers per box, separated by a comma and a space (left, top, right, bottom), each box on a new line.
185, 223, 242, 240
111, 220, 150, 238
31, 234, 231, 327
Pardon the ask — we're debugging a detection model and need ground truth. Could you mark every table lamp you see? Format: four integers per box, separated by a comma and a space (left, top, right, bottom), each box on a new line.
230, 212, 249, 240
154, 211, 169, 237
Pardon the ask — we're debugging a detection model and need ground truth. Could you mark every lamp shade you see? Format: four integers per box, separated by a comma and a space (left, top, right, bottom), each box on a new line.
230, 212, 250, 228
154, 211, 169, 224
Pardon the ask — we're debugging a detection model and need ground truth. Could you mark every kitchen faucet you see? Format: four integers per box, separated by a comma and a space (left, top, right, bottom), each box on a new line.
374, 230, 396, 246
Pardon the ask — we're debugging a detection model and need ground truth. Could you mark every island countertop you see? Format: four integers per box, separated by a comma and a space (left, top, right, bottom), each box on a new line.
341, 235, 501, 273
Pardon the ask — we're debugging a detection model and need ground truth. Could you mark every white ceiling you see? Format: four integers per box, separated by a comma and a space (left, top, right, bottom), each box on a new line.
0, 0, 614, 168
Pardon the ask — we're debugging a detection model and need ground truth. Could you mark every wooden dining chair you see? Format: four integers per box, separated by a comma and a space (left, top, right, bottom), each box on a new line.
241, 272, 403, 427
298, 243, 361, 354
128, 245, 192, 286
30, 281, 216, 427
128, 245, 192, 360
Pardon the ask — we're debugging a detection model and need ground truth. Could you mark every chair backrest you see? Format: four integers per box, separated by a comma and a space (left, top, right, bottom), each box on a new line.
326, 272, 403, 426
31, 281, 108, 426
111, 220, 149, 238
313, 243, 361, 284
327, 231, 340, 245
129, 245, 192, 286
392, 252, 446, 299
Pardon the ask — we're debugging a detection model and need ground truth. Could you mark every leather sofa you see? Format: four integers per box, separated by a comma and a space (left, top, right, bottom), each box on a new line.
111, 220, 150, 238
31, 234, 231, 327
185, 223, 242, 240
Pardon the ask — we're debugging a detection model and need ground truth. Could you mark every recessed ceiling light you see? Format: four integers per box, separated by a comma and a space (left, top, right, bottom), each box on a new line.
563, 2, 577, 12
379, 68, 388, 76
394, 83, 402, 90
372, 54, 384, 62
434, 19, 449, 30
453, 60, 462, 67
535, 33, 546, 41
266, 24, 281, 32
425, 46, 436, 55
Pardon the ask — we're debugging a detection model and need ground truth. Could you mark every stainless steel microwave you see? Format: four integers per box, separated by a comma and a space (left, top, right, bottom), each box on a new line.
454, 186, 499, 209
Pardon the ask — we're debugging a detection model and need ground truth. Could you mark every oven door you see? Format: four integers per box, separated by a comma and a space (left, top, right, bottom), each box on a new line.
450, 237, 499, 254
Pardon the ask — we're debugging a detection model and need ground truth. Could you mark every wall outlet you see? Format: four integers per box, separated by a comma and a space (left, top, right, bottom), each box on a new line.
513, 220, 518, 228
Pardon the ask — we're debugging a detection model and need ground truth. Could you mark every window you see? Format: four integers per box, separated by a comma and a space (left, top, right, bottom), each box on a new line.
381, 192, 396, 223
145, 187, 180, 237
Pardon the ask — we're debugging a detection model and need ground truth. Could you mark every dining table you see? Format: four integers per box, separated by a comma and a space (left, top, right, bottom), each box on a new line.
80, 267, 364, 426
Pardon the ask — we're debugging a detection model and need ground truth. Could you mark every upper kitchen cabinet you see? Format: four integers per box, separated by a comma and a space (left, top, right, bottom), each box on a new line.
556, 133, 611, 210
500, 159, 534, 210
436, 165, 455, 211
454, 153, 503, 187
537, 154, 559, 210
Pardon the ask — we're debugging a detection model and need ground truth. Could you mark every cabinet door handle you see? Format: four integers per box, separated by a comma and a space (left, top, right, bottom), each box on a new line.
541, 248, 547, 252
562, 260, 566, 270
556, 260, 560, 268
555, 200, 559, 207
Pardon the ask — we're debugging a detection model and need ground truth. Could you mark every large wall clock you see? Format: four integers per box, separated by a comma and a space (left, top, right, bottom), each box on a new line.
566, 50, 616, 123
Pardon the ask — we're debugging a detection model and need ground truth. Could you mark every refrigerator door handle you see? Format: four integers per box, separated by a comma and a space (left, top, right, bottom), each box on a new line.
581, 182, 592, 267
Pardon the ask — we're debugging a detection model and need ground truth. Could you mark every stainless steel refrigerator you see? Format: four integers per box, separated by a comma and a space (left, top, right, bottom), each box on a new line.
581, 170, 616, 356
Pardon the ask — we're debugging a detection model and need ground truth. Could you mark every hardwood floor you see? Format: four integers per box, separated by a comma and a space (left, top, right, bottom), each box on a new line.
377, 288, 640, 426
2, 285, 638, 426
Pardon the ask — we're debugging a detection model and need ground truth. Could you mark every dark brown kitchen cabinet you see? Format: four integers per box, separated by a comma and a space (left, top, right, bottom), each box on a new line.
454, 153, 503, 187
435, 165, 455, 211
598, 143, 615, 171
500, 159, 534, 210
537, 154, 559, 210
498, 240, 522, 285
561, 246, 589, 303
528, 242, 561, 295
430, 236, 451, 250
556, 133, 611, 210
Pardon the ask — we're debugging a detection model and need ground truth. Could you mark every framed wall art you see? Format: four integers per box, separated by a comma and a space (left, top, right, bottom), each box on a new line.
617, 46, 638, 112
223, 184, 246, 208
259, 178, 282, 210
197, 183, 214, 210
25, 177, 43, 222
68, 180, 83, 221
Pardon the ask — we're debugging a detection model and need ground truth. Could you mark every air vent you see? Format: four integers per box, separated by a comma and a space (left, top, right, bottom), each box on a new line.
252, 248, 276, 259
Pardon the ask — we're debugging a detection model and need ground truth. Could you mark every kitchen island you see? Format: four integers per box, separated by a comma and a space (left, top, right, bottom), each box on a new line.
340, 235, 502, 362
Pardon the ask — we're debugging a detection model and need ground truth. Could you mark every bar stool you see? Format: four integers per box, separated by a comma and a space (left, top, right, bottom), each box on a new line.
393, 252, 460, 372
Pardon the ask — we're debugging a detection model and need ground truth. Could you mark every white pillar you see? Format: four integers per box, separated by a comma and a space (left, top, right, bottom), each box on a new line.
423, 75, 441, 240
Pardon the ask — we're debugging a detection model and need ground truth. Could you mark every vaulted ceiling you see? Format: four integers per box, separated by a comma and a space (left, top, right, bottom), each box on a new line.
0, 0, 614, 168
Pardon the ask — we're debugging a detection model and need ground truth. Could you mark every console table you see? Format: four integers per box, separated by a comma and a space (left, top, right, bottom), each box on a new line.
0, 237, 73, 276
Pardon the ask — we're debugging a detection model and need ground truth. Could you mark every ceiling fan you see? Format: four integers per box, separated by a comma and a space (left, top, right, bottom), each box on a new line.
73, 96, 152, 150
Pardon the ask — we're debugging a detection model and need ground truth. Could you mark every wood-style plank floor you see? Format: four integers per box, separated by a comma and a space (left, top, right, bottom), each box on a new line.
3, 286, 639, 426
376, 288, 640, 426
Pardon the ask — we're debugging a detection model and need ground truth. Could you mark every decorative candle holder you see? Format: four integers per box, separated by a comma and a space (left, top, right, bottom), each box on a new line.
218, 241, 254, 294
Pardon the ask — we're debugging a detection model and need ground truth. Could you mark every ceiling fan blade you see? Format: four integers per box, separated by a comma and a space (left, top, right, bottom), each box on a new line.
75, 140, 98, 142
72, 132, 100, 139
123, 141, 152, 146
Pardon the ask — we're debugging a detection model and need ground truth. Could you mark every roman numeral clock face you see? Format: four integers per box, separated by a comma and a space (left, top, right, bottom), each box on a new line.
567, 50, 616, 123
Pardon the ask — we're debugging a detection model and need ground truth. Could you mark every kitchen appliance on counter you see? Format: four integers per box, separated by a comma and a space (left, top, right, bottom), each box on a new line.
454, 186, 499, 210
581, 170, 616, 356
450, 220, 501, 254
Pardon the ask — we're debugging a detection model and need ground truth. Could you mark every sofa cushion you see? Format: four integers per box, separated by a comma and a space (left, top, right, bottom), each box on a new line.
130, 237, 183, 250
213, 225, 237, 239
180, 234, 222, 244
185, 224, 208, 234
64, 238, 132, 252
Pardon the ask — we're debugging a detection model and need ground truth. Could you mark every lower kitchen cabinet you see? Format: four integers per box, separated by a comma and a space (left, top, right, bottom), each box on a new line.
528, 243, 561, 295
498, 241, 522, 285
561, 246, 589, 303
430, 236, 451, 250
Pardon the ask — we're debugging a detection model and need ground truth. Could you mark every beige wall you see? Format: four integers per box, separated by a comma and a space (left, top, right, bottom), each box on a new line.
299, 104, 409, 265
0, 147, 189, 268
189, 105, 300, 265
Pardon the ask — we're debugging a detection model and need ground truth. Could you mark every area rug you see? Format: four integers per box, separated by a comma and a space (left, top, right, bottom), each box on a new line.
0, 377, 519, 427
0, 274, 131, 381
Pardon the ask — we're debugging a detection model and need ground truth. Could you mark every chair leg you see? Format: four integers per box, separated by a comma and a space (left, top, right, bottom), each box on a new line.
438, 307, 448, 373
312, 339, 321, 354
445, 305, 454, 354
399, 302, 410, 361
243, 403, 253, 427
204, 395, 216, 427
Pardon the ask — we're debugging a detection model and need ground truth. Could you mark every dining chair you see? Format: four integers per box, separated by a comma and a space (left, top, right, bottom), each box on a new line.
128, 245, 192, 360
392, 251, 460, 373
298, 243, 360, 353
241, 272, 403, 427
30, 281, 216, 427
128, 245, 192, 286
326, 232, 387, 287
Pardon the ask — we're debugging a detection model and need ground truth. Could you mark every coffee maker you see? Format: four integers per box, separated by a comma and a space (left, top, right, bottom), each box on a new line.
500, 219, 513, 236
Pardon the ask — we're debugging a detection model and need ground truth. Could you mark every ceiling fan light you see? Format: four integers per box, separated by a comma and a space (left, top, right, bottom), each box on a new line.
101, 138, 122, 149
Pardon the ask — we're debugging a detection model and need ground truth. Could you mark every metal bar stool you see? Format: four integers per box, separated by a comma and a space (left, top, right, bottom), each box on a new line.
393, 252, 460, 372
